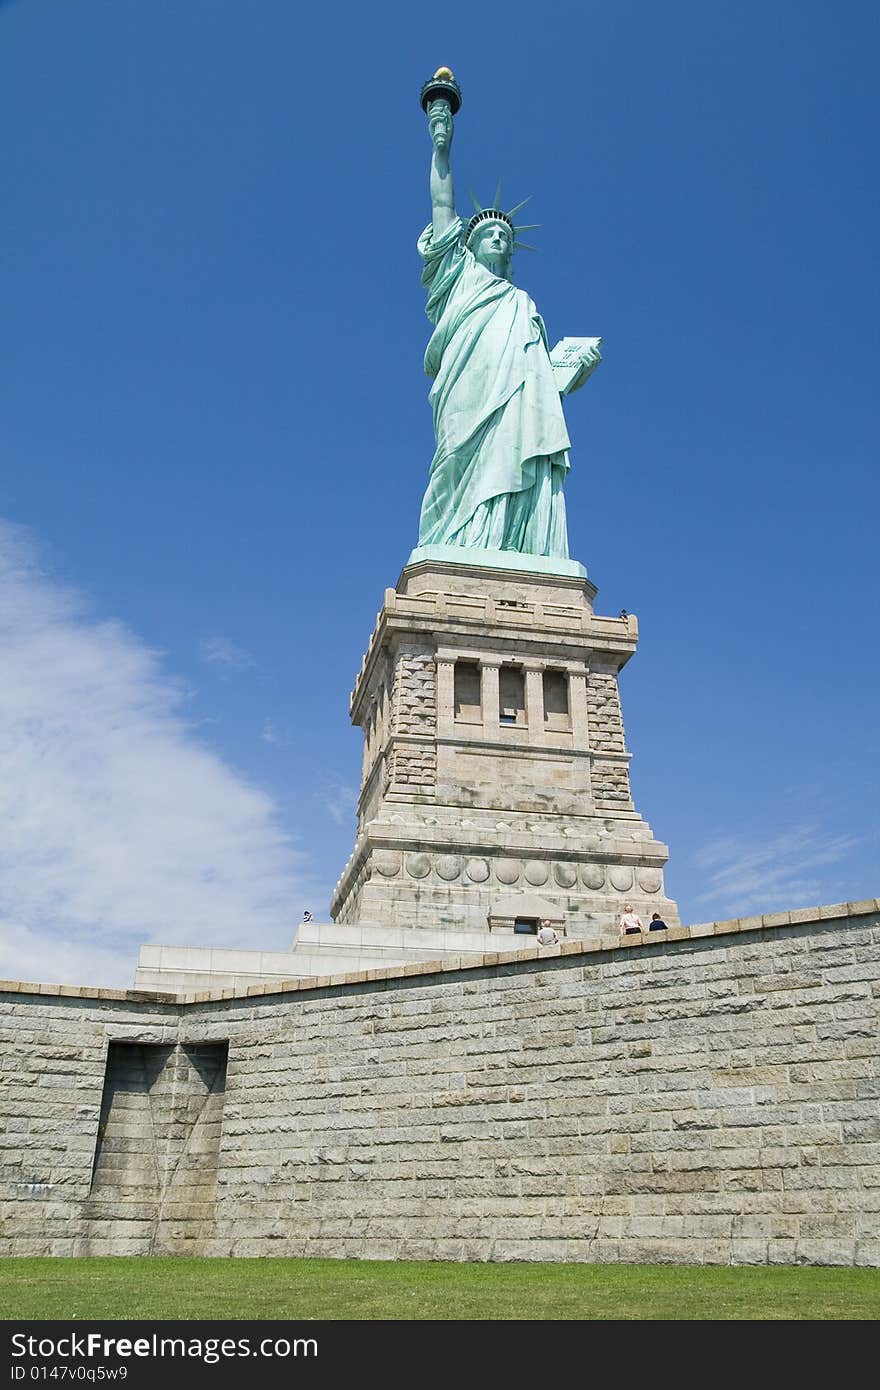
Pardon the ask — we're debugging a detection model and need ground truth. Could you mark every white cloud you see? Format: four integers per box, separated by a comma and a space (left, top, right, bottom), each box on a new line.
317, 774, 359, 826
261, 718, 287, 746
692, 823, 865, 917
199, 635, 257, 670
0, 521, 311, 989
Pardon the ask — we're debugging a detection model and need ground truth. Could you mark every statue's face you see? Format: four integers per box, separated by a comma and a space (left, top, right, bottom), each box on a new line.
471, 221, 512, 278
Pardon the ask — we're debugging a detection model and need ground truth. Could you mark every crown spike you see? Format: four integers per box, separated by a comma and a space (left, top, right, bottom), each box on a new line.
464, 186, 540, 251
513, 223, 541, 232
514, 240, 538, 252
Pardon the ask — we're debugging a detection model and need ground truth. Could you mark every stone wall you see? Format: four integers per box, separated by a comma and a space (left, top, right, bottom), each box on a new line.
1, 900, 878, 1264
592, 760, 633, 810
390, 644, 437, 738
587, 665, 633, 810
86, 1041, 227, 1254
586, 667, 627, 754
383, 643, 437, 795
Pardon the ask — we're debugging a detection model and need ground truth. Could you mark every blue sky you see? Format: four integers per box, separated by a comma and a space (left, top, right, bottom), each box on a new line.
1, 0, 877, 986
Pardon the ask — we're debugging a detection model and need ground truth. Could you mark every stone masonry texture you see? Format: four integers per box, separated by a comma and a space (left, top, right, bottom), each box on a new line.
1, 902, 878, 1264
390, 645, 437, 738
586, 670, 627, 754
385, 644, 437, 794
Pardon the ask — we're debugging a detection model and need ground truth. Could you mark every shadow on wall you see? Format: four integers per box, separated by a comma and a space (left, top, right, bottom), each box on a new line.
87, 1041, 228, 1254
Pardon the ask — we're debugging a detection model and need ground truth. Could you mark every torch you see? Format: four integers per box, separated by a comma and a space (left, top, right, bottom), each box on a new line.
419, 66, 462, 117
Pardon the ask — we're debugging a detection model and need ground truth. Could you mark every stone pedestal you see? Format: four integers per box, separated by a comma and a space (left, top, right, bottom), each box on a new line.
330, 557, 678, 938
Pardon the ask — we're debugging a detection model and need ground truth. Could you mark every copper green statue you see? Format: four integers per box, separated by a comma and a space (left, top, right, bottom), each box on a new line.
410, 68, 601, 576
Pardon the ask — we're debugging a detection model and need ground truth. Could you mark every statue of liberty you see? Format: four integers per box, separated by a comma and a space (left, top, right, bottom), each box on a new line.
413, 69, 600, 568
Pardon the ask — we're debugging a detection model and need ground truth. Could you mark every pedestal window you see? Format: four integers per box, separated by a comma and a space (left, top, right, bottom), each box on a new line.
499, 666, 526, 726
543, 669, 571, 731
454, 660, 482, 723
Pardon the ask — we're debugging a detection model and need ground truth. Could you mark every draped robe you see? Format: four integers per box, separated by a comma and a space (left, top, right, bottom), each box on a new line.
417, 216, 571, 558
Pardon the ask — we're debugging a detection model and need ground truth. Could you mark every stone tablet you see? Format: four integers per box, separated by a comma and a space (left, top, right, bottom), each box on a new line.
549, 336, 603, 395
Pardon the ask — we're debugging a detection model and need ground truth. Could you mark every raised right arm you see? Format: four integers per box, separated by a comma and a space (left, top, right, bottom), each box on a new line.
428, 99, 456, 238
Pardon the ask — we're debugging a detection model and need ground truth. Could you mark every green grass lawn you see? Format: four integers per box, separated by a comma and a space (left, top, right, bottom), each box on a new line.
1, 1258, 878, 1320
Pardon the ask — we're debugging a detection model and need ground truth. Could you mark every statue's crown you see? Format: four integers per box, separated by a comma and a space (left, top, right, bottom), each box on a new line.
464, 184, 540, 252
465, 207, 516, 242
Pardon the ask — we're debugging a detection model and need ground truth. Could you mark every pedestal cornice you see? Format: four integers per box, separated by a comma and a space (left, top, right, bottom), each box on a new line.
351, 565, 637, 723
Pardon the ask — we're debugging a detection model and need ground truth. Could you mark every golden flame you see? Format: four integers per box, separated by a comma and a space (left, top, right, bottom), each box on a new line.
433, 67, 455, 81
